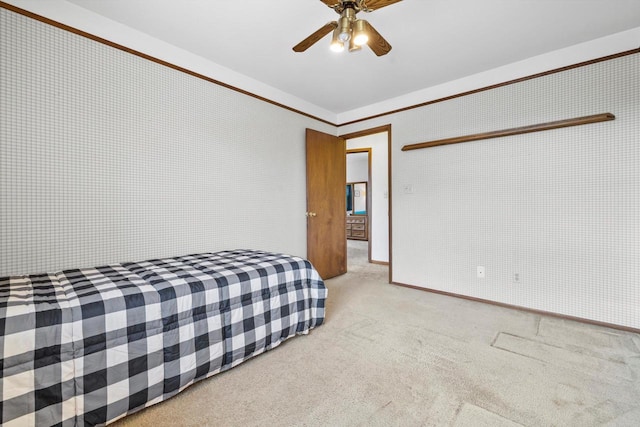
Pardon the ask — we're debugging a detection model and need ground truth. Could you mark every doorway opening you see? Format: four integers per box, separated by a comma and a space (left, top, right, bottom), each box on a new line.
346, 149, 372, 268
341, 125, 391, 280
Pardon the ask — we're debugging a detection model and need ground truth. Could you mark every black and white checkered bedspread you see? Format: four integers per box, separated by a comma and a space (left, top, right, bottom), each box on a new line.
0, 249, 327, 426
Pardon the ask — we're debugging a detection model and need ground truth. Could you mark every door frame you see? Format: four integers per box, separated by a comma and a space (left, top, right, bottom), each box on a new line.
340, 124, 392, 283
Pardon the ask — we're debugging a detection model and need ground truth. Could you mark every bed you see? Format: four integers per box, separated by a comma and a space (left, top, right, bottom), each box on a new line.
0, 249, 327, 426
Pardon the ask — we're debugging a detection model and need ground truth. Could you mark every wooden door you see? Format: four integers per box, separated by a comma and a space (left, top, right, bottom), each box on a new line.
306, 128, 346, 279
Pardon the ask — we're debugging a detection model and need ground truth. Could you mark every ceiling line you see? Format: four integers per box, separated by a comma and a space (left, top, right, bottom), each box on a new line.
2, 2, 638, 129
0, 1, 336, 127
337, 48, 640, 127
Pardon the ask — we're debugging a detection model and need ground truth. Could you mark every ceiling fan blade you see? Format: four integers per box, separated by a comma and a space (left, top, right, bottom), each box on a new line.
293, 22, 339, 52
319, 0, 340, 8
365, 21, 392, 56
360, 0, 403, 11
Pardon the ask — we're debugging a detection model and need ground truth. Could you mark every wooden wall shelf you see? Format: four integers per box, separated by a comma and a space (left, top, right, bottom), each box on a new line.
401, 113, 615, 151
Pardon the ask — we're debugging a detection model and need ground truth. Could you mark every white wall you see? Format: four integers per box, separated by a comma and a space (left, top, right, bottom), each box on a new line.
346, 152, 368, 183
0, 8, 334, 276
347, 133, 389, 263
341, 53, 640, 329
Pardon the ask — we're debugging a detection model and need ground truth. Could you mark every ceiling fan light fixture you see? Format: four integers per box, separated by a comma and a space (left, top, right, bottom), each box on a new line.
353, 19, 369, 46
337, 16, 352, 42
330, 28, 345, 52
348, 37, 362, 52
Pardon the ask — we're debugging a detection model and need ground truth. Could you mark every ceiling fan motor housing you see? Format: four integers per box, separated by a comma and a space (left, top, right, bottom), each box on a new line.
335, 1, 363, 14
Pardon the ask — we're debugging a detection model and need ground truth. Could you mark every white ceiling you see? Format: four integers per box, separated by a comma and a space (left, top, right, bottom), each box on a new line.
6, 0, 640, 122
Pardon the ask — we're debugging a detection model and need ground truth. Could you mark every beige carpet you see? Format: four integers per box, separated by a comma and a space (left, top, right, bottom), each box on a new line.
114, 241, 640, 426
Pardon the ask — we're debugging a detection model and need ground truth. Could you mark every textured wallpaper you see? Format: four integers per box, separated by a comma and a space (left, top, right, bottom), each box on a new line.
0, 8, 334, 275
388, 52, 639, 329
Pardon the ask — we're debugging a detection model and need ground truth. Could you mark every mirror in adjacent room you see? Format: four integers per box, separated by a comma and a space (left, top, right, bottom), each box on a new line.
346, 182, 367, 215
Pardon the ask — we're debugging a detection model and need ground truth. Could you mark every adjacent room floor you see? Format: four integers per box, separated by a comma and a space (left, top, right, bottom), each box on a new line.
347, 238, 370, 270
114, 242, 640, 426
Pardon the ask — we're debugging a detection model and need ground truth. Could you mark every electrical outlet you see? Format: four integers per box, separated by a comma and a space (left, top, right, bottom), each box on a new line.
514, 273, 520, 283
477, 266, 485, 278
403, 184, 414, 194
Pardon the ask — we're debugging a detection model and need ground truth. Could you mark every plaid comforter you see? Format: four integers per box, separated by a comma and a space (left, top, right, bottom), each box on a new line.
0, 250, 327, 426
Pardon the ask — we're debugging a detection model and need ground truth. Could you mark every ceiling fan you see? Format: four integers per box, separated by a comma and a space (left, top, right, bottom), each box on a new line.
293, 0, 402, 56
